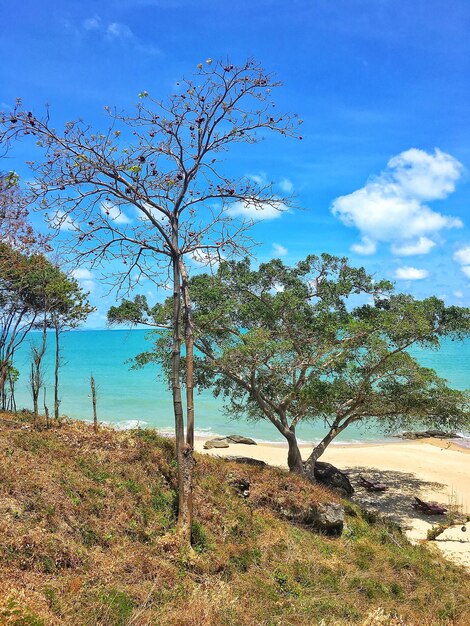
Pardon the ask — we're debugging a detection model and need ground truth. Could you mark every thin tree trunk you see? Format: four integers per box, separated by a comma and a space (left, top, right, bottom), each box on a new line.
54, 321, 60, 420
43, 388, 50, 429
171, 248, 192, 542
285, 429, 304, 474
179, 259, 195, 448
0, 362, 6, 410
6, 367, 17, 412
0, 360, 6, 405
90, 375, 98, 433
31, 317, 48, 423
30, 362, 38, 420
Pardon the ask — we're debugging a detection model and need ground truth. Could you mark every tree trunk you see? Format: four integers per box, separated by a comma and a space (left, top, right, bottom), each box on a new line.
30, 317, 47, 423
0, 362, 7, 410
171, 247, 192, 543
30, 362, 38, 420
179, 259, 195, 448
304, 428, 339, 477
90, 375, 98, 433
43, 388, 50, 429
54, 321, 60, 420
286, 429, 304, 474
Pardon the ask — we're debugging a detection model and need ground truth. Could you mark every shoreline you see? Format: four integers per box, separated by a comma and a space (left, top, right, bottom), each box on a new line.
193, 433, 470, 452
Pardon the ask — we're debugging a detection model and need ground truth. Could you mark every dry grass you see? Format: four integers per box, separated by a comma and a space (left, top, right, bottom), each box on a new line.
0, 412, 469, 625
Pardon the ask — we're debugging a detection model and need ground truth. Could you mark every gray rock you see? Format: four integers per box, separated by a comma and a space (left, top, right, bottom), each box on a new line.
305, 461, 354, 496
310, 503, 345, 536
227, 434, 257, 445
227, 475, 250, 498
275, 499, 344, 536
400, 430, 462, 440
223, 456, 267, 466
203, 438, 230, 449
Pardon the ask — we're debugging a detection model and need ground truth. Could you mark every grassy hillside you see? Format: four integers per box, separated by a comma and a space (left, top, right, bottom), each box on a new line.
0, 413, 469, 625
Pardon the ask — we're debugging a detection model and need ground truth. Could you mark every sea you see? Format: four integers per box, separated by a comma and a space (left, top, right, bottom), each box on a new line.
9, 329, 470, 444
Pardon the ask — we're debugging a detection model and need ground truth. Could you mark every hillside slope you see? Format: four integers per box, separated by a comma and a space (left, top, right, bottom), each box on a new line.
0, 414, 469, 625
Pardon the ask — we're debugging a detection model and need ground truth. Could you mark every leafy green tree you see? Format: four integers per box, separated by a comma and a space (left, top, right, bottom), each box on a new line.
0, 243, 91, 416
0, 243, 46, 403
47, 270, 94, 420
109, 255, 470, 478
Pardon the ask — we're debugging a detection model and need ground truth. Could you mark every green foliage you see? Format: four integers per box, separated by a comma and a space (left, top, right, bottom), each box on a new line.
0, 599, 45, 626
99, 589, 135, 626
110, 254, 470, 458
0, 241, 93, 405
191, 519, 211, 553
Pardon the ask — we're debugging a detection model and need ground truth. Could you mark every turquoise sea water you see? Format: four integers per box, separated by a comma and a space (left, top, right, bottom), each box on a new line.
10, 329, 470, 443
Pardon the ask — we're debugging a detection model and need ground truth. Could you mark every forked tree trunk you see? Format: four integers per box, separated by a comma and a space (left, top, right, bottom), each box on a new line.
171, 249, 192, 542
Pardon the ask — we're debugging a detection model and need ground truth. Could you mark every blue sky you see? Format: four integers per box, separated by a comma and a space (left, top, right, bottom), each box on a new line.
2, 0, 470, 327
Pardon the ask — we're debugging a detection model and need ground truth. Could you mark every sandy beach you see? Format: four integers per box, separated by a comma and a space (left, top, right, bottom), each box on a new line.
195, 437, 470, 569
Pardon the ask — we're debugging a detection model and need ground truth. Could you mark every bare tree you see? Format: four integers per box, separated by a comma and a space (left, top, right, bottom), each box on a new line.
90, 374, 98, 434
0, 59, 300, 541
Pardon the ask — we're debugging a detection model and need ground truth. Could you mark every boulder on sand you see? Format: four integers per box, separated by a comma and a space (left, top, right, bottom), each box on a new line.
399, 430, 462, 440
203, 438, 230, 449
227, 434, 257, 445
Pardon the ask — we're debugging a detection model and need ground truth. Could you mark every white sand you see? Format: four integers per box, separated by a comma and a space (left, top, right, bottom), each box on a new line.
195, 438, 470, 569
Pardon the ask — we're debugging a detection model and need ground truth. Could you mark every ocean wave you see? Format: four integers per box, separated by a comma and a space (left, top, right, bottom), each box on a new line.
106, 419, 150, 430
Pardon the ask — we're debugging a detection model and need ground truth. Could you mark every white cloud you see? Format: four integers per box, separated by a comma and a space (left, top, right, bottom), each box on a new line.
190, 248, 222, 268
227, 199, 287, 221
351, 236, 376, 255
391, 236, 436, 256
101, 201, 132, 224
72, 268, 94, 280
106, 22, 134, 40
454, 246, 470, 265
81, 17, 160, 55
72, 268, 95, 292
395, 266, 429, 280
454, 290, 464, 298
331, 148, 463, 255
83, 16, 101, 31
81, 279, 96, 293
51, 210, 77, 232
249, 173, 267, 186
453, 246, 470, 279
272, 243, 288, 256
279, 178, 294, 193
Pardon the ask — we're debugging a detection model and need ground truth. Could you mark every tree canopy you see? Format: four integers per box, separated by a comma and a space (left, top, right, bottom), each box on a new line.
0, 241, 92, 408
109, 255, 470, 475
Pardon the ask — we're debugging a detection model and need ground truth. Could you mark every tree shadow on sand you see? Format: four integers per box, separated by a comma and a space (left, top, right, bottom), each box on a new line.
344, 467, 452, 529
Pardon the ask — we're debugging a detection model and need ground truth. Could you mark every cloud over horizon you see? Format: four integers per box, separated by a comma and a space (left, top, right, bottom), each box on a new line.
332, 148, 464, 256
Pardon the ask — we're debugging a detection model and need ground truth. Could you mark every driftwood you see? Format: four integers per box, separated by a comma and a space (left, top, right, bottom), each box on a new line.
359, 475, 388, 492
413, 496, 447, 515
